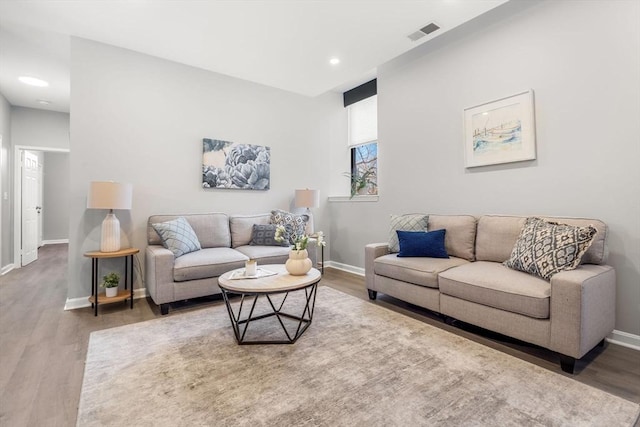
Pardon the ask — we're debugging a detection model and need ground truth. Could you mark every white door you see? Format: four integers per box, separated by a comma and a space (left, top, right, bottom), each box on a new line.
21, 151, 39, 266
37, 162, 43, 247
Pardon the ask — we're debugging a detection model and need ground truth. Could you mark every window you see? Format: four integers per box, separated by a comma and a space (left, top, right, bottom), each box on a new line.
347, 94, 378, 197
350, 142, 378, 196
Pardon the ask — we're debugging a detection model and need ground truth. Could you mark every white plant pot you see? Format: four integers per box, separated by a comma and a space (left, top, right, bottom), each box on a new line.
105, 287, 118, 298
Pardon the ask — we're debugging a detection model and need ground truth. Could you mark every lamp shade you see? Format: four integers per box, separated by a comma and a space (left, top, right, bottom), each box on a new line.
295, 189, 319, 209
87, 181, 132, 210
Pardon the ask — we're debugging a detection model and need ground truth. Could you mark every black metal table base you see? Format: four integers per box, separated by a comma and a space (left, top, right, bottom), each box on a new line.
220, 282, 318, 345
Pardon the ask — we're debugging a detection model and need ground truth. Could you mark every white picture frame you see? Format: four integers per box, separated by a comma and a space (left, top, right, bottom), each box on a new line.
463, 90, 536, 168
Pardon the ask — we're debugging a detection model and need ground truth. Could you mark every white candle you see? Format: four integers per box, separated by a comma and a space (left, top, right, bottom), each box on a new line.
245, 259, 257, 276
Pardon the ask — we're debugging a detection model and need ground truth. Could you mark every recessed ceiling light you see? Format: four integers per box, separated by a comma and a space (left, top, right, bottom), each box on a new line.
329, 58, 340, 65
18, 76, 49, 87
37, 99, 52, 105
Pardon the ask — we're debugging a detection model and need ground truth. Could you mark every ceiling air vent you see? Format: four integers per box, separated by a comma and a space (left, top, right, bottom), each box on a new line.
407, 22, 440, 42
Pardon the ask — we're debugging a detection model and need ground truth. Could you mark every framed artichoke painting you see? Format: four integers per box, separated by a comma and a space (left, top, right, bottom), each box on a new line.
202, 138, 270, 190
463, 90, 536, 168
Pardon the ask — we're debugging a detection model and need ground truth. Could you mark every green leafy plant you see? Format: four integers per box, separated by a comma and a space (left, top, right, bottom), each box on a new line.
275, 226, 326, 251
100, 272, 120, 288
345, 166, 377, 198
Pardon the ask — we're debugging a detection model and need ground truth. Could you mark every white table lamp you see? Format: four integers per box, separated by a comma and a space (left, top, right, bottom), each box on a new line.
87, 181, 133, 252
295, 189, 319, 233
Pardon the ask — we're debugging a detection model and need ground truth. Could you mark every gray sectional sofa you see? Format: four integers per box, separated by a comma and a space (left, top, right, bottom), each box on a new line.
146, 212, 317, 315
365, 214, 615, 373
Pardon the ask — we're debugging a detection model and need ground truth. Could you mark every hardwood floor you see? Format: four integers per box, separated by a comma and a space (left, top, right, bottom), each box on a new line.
1, 244, 638, 426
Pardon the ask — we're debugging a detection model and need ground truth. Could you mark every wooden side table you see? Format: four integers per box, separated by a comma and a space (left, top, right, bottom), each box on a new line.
84, 248, 140, 316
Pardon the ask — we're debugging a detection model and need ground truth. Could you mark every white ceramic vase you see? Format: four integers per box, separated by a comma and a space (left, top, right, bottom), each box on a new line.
285, 249, 312, 276
105, 287, 118, 298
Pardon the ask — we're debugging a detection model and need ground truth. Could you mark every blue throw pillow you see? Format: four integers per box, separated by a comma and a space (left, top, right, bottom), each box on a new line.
396, 229, 449, 258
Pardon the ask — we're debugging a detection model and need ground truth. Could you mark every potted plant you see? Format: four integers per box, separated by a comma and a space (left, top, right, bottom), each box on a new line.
345, 166, 377, 198
101, 272, 120, 298
275, 226, 326, 275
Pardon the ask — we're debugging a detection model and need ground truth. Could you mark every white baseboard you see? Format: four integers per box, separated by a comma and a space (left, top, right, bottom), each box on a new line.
325, 261, 364, 276
43, 239, 69, 245
1, 264, 15, 276
607, 330, 640, 351
64, 288, 148, 311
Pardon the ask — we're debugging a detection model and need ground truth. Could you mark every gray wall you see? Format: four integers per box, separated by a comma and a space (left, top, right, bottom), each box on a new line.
11, 107, 70, 150
68, 38, 341, 299
63, 1, 640, 336
0, 93, 12, 270
43, 152, 70, 241
328, 0, 640, 335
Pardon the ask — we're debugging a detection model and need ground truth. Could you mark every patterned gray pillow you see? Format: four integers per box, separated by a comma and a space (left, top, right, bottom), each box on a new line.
152, 217, 201, 257
270, 209, 309, 244
504, 217, 597, 280
388, 214, 429, 253
250, 224, 290, 247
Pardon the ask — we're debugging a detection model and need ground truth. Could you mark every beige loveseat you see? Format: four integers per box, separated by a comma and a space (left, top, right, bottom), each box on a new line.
365, 214, 615, 373
146, 212, 317, 315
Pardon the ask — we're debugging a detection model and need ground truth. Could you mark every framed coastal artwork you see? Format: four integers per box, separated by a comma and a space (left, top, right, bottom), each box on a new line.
463, 90, 536, 168
202, 138, 271, 190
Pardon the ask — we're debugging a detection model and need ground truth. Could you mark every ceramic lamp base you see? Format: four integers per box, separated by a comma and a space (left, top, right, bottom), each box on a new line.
101, 212, 121, 252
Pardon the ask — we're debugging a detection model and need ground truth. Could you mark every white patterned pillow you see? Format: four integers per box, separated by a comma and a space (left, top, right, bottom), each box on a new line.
152, 217, 201, 257
388, 214, 429, 253
270, 209, 309, 244
504, 217, 597, 280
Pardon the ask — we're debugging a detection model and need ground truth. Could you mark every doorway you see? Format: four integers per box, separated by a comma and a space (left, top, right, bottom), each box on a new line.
13, 145, 70, 268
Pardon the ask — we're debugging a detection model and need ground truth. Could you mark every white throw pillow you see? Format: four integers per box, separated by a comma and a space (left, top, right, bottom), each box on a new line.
270, 209, 309, 244
152, 217, 201, 257
388, 214, 429, 253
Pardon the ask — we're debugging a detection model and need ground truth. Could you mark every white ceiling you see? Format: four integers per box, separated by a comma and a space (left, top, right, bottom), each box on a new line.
0, 0, 508, 113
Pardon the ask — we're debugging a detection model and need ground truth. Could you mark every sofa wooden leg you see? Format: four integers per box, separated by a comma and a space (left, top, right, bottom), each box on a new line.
367, 289, 377, 300
160, 304, 170, 315
560, 355, 576, 374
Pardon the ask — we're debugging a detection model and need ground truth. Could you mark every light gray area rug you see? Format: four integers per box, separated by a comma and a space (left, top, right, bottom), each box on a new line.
78, 287, 640, 426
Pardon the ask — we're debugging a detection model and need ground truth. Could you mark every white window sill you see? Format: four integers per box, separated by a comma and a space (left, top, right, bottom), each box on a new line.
328, 195, 379, 203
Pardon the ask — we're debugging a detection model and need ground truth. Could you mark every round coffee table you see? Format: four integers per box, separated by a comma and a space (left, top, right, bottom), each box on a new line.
218, 264, 321, 345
